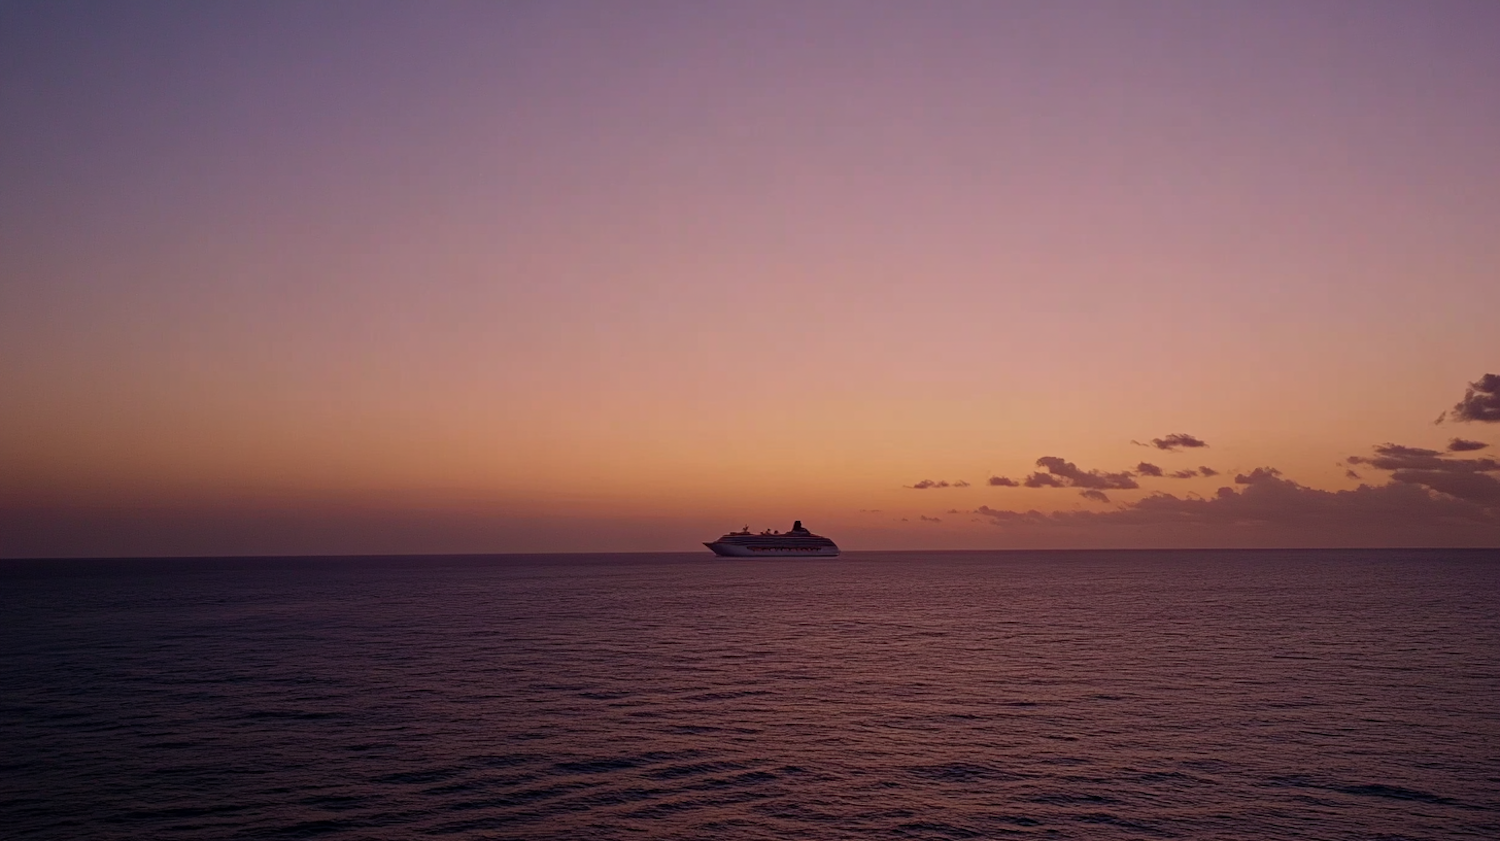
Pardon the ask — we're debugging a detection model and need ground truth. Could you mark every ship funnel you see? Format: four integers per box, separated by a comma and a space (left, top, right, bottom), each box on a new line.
793, 520, 803, 530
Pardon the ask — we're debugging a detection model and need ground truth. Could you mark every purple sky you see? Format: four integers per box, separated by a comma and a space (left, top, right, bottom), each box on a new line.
2, 2, 1498, 556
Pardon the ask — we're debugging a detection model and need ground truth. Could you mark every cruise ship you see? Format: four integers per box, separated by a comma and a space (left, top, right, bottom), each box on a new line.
704, 521, 840, 557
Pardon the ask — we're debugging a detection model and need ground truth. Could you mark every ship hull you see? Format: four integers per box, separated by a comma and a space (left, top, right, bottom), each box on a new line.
704, 542, 840, 557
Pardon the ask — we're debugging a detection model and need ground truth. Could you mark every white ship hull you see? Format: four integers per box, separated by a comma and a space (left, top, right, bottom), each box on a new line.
704, 542, 840, 558
705, 521, 839, 557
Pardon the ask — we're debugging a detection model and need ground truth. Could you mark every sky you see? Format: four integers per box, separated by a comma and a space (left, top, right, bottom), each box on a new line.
2, 0, 1498, 557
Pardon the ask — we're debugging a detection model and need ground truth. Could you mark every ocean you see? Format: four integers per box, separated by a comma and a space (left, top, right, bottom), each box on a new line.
2, 549, 1497, 839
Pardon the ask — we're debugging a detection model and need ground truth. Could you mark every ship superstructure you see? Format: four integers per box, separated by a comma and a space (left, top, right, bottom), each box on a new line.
704, 521, 840, 557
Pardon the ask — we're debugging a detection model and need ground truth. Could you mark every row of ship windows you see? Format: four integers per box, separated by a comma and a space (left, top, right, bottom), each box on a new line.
723, 538, 830, 544
725, 541, 831, 547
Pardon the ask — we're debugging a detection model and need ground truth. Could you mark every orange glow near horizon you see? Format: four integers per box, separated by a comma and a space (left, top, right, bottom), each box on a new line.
2, 3, 1499, 556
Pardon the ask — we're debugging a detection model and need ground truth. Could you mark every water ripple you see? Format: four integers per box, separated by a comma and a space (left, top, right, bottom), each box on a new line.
3, 549, 1498, 839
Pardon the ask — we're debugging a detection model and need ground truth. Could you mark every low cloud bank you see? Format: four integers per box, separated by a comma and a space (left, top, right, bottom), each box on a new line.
972, 470, 1498, 537
1389, 470, 1500, 504
903, 374, 1500, 545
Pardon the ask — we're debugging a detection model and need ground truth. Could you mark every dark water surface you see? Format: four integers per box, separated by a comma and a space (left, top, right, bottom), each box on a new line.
3, 549, 1498, 839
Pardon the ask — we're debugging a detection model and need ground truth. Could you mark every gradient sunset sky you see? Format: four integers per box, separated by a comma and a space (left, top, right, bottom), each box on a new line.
3, 1, 1498, 557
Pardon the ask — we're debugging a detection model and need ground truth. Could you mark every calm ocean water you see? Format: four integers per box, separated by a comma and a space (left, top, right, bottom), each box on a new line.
2, 549, 1497, 840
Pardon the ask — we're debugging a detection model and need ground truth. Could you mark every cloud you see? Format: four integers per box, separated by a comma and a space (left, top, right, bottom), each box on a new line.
1347, 444, 1499, 473
1024, 472, 1066, 488
988, 476, 1019, 487
969, 470, 1499, 544
1388, 470, 1500, 504
1450, 373, 1500, 423
1345, 469, 1361, 480
1135, 433, 1209, 452
920, 514, 942, 523
1199, 466, 1220, 477
1136, 462, 1164, 477
1079, 489, 1110, 503
1235, 467, 1283, 485
1375, 443, 1441, 458
1034, 456, 1140, 490
907, 479, 971, 489
1449, 438, 1490, 452
1169, 469, 1199, 479
1343, 441, 1500, 504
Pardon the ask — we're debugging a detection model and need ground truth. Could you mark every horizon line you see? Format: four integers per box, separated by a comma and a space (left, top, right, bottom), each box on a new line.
5, 546, 1499, 563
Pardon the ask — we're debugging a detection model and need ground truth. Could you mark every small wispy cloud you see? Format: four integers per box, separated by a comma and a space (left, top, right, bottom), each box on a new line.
1133, 433, 1209, 452
906, 479, 971, 490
